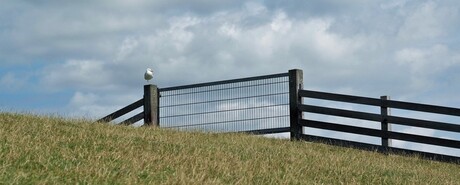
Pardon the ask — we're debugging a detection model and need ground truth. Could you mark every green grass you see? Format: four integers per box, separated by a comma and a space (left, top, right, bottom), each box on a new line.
1, 112, 459, 184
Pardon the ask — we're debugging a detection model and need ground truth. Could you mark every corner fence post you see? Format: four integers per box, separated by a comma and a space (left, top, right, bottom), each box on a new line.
381, 96, 391, 149
144, 84, 160, 126
289, 69, 303, 140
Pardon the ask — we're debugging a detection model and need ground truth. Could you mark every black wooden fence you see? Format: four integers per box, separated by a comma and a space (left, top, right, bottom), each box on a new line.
97, 85, 159, 126
99, 69, 460, 163
295, 89, 460, 163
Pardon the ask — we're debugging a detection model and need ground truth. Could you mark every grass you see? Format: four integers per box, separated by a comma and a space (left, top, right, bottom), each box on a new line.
1, 112, 460, 184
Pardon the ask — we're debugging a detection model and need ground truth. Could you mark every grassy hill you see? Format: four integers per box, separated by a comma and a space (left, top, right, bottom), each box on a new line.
1, 113, 459, 184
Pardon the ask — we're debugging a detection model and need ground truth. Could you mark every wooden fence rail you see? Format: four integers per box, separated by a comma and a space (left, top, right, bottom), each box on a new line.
97, 98, 143, 123
97, 85, 159, 126
295, 89, 460, 163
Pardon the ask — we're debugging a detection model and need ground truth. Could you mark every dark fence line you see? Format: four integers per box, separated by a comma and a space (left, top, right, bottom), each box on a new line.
97, 98, 143, 124
98, 69, 460, 164
160, 72, 289, 92
299, 90, 460, 116
97, 85, 159, 126
158, 72, 291, 133
300, 135, 460, 163
99, 71, 295, 135
295, 89, 460, 163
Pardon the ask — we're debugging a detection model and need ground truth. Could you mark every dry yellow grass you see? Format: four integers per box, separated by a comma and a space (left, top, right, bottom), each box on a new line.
1, 112, 459, 184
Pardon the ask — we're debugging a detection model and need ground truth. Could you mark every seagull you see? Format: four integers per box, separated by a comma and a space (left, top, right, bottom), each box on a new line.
144, 68, 153, 82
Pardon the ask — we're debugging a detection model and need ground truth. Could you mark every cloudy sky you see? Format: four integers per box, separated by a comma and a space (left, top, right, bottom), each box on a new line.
1, 0, 460, 155
2, 0, 460, 117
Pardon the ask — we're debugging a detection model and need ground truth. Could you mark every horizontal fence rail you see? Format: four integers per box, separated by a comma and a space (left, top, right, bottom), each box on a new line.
98, 85, 160, 126
97, 98, 144, 124
299, 89, 460, 163
159, 73, 291, 134
300, 90, 460, 116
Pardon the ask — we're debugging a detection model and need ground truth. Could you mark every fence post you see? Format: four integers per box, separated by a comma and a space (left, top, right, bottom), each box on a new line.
144, 84, 160, 126
381, 96, 391, 149
289, 69, 303, 140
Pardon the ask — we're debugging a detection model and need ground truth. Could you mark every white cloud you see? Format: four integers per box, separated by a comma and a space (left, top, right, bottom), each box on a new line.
398, 1, 459, 41
380, 0, 409, 10
116, 37, 139, 62
395, 44, 460, 90
244, 1, 268, 16
167, 16, 200, 52
40, 60, 112, 91
218, 23, 240, 38
68, 91, 142, 119
0, 72, 26, 91
69, 92, 99, 109
270, 11, 292, 33
22, 1, 449, 107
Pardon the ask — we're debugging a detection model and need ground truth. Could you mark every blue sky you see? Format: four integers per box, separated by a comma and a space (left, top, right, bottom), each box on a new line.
1, 1, 460, 155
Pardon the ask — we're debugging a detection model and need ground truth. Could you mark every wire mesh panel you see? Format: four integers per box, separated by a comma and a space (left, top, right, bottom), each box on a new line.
159, 73, 290, 133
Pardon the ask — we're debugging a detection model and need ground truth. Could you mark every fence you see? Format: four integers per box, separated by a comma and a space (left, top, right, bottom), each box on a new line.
97, 85, 159, 126
158, 72, 293, 134
99, 69, 460, 163
295, 89, 460, 163
98, 70, 301, 135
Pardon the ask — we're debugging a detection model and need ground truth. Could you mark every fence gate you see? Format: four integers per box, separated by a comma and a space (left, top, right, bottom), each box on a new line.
158, 71, 297, 134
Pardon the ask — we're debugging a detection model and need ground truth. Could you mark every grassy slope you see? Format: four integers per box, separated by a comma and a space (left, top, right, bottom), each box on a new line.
1, 113, 459, 184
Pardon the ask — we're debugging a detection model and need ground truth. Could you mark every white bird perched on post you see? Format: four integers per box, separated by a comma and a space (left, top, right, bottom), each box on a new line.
144, 68, 153, 82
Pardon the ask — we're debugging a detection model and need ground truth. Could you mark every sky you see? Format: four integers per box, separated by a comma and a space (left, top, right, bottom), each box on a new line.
1, 1, 460, 154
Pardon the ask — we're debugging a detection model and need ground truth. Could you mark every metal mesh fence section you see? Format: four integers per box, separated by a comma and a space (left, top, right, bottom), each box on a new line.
159, 74, 290, 133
